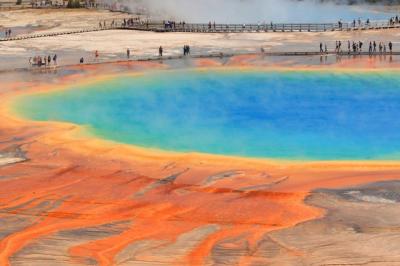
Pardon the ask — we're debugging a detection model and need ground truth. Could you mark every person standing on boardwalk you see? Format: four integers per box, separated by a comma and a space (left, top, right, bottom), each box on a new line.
127, 48, 130, 59
320, 43, 323, 53
389, 41, 393, 53
53, 54, 57, 65
95, 50, 99, 61
373, 41, 377, 53
159, 46, 163, 57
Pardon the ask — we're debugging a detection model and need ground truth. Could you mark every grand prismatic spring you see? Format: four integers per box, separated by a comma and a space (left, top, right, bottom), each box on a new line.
14, 70, 400, 161
2, 1, 400, 266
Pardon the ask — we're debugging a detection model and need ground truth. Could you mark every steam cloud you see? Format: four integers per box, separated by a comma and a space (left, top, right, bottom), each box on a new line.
106, 0, 392, 23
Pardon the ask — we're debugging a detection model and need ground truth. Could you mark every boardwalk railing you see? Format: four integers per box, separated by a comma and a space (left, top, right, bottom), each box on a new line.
0, 26, 118, 41
129, 20, 400, 33
1, 20, 400, 42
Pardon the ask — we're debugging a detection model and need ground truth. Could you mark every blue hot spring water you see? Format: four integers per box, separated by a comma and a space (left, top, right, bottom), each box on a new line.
14, 70, 400, 161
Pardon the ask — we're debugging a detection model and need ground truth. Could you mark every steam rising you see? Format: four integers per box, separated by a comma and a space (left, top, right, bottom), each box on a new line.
108, 0, 394, 23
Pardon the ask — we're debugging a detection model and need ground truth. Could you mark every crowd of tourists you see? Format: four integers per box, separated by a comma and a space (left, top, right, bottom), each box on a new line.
337, 15, 400, 29
163, 21, 187, 30
336, 18, 375, 30
29, 54, 57, 67
123, 18, 139, 27
389, 16, 400, 26
320, 40, 394, 54
98, 17, 151, 29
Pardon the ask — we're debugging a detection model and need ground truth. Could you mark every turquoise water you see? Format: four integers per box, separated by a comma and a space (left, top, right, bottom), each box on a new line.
15, 70, 400, 160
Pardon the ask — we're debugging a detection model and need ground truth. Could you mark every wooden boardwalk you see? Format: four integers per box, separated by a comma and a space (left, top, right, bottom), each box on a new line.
1, 21, 400, 42
0, 51, 400, 74
0, 27, 115, 41
131, 21, 400, 33
3, 50, 400, 74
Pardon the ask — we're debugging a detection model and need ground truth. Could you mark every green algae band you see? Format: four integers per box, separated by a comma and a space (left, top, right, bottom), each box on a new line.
14, 70, 400, 160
